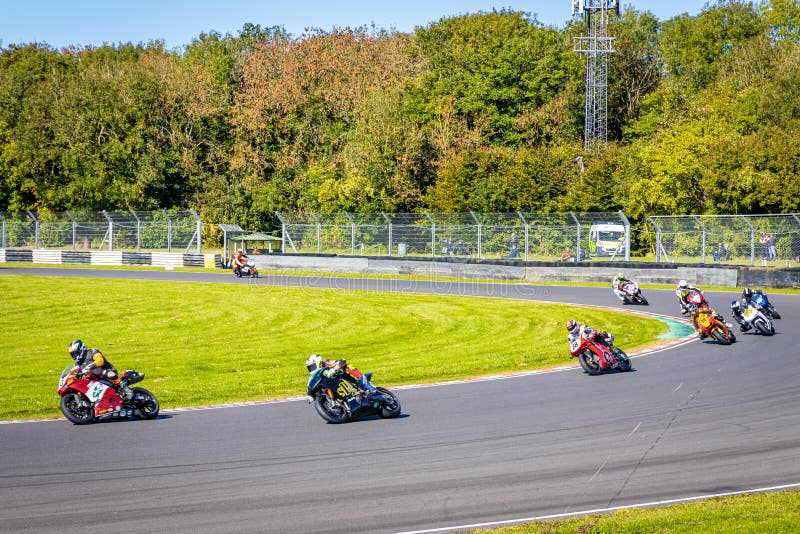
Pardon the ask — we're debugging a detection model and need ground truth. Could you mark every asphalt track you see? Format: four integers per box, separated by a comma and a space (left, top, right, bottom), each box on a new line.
1, 267, 799, 534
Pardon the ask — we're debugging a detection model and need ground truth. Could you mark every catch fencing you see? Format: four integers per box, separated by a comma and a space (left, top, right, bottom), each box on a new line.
0, 210, 203, 253
275, 211, 631, 261
647, 214, 800, 266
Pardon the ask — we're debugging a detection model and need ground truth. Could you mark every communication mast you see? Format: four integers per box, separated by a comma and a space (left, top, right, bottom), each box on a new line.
572, 0, 619, 150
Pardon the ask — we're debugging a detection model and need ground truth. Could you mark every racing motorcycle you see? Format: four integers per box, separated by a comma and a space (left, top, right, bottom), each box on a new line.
307, 369, 401, 423
234, 258, 259, 278
689, 304, 737, 345
731, 300, 775, 336
58, 365, 160, 424
569, 331, 632, 375
620, 280, 648, 305
751, 291, 780, 320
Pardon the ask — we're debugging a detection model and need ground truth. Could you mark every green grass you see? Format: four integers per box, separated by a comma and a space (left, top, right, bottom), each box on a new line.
475, 488, 800, 533
0, 274, 666, 420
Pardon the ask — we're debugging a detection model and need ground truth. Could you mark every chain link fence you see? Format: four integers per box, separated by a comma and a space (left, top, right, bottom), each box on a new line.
276, 211, 631, 261
0, 210, 203, 253
648, 214, 800, 266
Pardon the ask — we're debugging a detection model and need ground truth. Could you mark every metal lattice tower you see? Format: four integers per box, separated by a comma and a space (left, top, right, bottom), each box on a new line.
572, 0, 619, 150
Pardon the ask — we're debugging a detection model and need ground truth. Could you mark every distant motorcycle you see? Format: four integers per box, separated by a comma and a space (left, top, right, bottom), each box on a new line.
58, 366, 159, 424
307, 369, 401, 423
620, 280, 648, 305
731, 300, 775, 336
751, 291, 780, 320
569, 331, 631, 375
234, 258, 259, 278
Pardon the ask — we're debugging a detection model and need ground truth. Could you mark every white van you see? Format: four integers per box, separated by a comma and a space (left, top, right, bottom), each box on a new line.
588, 223, 626, 257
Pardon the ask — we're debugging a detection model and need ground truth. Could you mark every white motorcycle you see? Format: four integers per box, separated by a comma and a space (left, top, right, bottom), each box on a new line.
618, 280, 648, 305
234, 258, 259, 278
731, 300, 774, 336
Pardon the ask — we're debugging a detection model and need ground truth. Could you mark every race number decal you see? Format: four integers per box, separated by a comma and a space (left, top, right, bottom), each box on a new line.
86, 382, 109, 402
336, 381, 355, 398
569, 338, 580, 352
697, 314, 711, 327
743, 307, 755, 319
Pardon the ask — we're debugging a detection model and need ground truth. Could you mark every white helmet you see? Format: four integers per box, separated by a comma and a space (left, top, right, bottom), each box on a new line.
678, 280, 688, 290
305, 354, 323, 373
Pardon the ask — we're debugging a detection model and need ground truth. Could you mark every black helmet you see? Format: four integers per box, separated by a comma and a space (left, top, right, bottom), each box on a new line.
743, 287, 753, 299
68, 340, 87, 363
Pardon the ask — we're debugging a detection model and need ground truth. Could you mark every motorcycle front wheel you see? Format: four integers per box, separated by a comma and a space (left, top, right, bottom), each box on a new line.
578, 351, 602, 375
615, 350, 632, 372
710, 326, 733, 345
314, 394, 350, 424
60, 392, 95, 425
376, 388, 401, 418
132, 387, 160, 420
636, 294, 649, 305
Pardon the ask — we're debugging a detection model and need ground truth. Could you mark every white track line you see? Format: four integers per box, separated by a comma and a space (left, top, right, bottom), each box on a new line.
395, 482, 800, 534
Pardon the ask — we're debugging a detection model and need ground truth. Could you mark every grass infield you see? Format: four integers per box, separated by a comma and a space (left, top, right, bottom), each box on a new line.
476, 488, 800, 533
0, 274, 667, 420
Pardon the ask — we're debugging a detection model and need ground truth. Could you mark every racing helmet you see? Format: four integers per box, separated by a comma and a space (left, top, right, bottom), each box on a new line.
565, 319, 579, 334
678, 280, 688, 290
742, 287, 753, 300
305, 354, 323, 373
615, 273, 624, 281
68, 339, 87, 362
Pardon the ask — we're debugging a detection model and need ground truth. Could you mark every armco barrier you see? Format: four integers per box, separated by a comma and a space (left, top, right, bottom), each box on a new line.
0, 249, 207, 268
252, 253, 800, 289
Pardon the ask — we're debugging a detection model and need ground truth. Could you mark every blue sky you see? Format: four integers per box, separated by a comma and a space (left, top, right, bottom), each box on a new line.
2, 1, 711, 50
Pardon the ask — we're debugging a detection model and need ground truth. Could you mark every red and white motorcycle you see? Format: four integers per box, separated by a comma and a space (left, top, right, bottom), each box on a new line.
569, 329, 632, 375
58, 365, 160, 424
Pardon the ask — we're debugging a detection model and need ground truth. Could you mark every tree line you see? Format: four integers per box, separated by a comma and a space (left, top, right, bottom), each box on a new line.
1, 1, 798, 245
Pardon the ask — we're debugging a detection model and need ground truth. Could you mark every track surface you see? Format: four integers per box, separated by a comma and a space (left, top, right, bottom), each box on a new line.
1, 268, 799, 533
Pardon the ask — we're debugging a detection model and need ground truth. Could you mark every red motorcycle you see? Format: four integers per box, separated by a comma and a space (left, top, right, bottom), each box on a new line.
58, 365, 160, 424
685, 290, 736, 344
569, 330, 632, 375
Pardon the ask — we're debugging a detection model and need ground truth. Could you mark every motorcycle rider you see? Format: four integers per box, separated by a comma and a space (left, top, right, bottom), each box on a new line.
566, 319, 620, 356
675, 279, 702, 314
305, 354, 377, 395
729, 300, 752, 332
232, 248, 249, 275
68, 340, 133, 400
612, 272, 633, 303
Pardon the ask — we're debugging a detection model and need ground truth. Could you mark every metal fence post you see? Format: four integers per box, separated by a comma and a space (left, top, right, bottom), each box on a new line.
344, 212, 355, 256
692, 216, 706, 264
27, 211, 39, 249
570, 212, 581, 261
0, 213, 5, 249
619, 210, 631, 261
517, 212, 529, 261
310, 212, 321, 254
101, 210, 114, 251
189, 208, 202, 254
470, 211, 481, 259
129, 210, 141, 252
648, 217, 661, 263
381, 212, 392, 256
65, 211, 77, 250
424, 212, 435, 257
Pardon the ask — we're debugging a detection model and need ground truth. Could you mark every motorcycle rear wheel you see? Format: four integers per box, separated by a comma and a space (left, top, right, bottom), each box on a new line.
377, 388, 401, 418
578, 351, 602, 375
132, 387, 160, 420
60, 392, 95, 425
314, 394, 350, 423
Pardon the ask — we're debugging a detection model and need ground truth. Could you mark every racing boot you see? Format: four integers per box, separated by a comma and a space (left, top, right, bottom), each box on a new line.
357, 373, 378, 397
